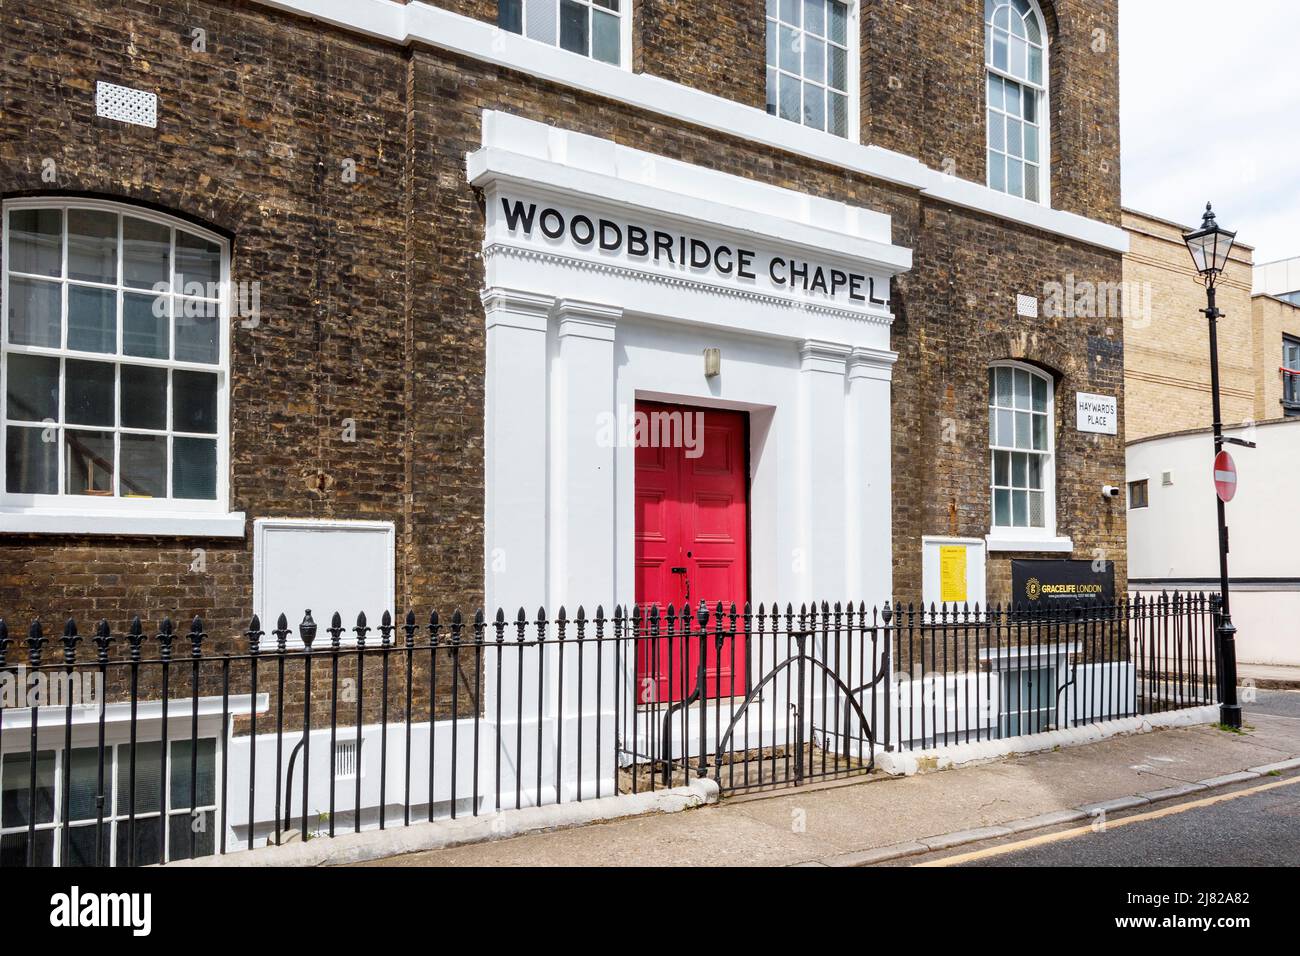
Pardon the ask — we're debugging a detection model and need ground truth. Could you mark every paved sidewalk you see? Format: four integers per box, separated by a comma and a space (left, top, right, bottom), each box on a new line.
363, 705, 1300, 868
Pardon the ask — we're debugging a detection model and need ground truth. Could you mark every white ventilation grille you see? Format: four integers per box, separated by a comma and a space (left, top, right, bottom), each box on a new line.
1162, 471, 1174, 487
1016, 294, 1039, 318
96, 81, 157, 128
334, 740, 360, 779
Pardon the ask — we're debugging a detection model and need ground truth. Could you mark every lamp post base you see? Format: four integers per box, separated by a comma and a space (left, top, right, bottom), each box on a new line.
1219, 703, 1242, 729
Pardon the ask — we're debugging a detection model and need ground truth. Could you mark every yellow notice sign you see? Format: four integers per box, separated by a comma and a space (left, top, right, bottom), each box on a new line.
939, 546, 968, 603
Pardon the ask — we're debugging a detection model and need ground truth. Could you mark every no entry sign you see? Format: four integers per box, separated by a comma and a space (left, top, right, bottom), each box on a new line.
1214, 450, 1237, 503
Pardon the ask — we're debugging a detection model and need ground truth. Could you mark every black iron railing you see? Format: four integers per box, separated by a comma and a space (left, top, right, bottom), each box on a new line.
0, 593, 1217, 867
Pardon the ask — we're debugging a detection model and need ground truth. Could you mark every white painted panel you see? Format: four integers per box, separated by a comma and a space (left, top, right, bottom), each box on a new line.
253, 519, 395, 645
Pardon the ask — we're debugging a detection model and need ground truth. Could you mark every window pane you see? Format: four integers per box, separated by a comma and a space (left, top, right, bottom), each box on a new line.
1011, 451, 1027, 488
2, 750, 55, 825
121, 364, 167, 430
7, 208, 62, 277
1024, 124, 1039, 163
987, 73, 1003, 111
524, 0, 558, 43
1023, 87, 1037, 124
1012, 489, 1028, 527
779, 71, 801, 121
993, 489, 1010, 526
173, 370, 217, 434
994, 450, 1009, 486
827, 0, 847, 44
66, 824, 111, 867
767, 67, 778, 114
65, 429, 114, 496
115, 741, 163, 815
989, 111, 1005, 151
6, 353, 59, 422
5, 426, 57, 494
68, 748, 104, 822
1028, 454, 1043, 490
593, 0, 618, 9
122, 291, 170, 359
173, 437, 217, 500
559, 0, 588, 55
67, 285, 116, 354
1025, 166, 1040, 203
115, 815, 163, 868
804, 0, 825, 36
992, 30, 1008, 71
67, 209, 118, 285
174, 232, 222, 294
1004, 79, 1022, 117
828, 44, 847, 91
1007, 157, 1024, 197
1014, 411, 1031, 449
767, 23, 777, 68
779, 25, 798, 71
803, 82, 825, 130
1028, 490, 1045, 527
828, 92, 848, 136
65, 359, 115, 427
123, 217, 171, 290
120, 434, 167, 498
1029, 44, 1042, 85
174, 299, 220, 364
1013, 368, 1031, 408
0, 830, 54, 867
1006, 118, 1023, 158
988, 151, 1005, 192
168, 810, 215, 862
7, 276, 62, 348
995, 408, 1012, 447
1032, 412, 1048, 450
498, 0, 523, 34
995, 367, 1013, 406
804, 36, 825, 83
170, 739, 216, 808
592, 9, 619, 64
780, 0, 800, 26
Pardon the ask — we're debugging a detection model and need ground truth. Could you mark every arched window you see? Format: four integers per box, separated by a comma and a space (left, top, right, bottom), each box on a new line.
985, 0, 1047, 202
989, 362, 1054, 532
2, 198, 230, 519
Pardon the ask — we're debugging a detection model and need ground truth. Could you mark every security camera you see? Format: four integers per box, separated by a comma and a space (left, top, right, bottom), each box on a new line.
1102, 485, 1122, 499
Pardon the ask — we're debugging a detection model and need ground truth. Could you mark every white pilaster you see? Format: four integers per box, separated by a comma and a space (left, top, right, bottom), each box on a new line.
483, 288, 554, 615
846, 345, 898, 602
551, 299, 622, 611
799, 340, 853, 600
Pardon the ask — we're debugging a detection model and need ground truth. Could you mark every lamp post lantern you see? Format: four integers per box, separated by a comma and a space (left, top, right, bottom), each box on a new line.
1181, 202, 1242, 729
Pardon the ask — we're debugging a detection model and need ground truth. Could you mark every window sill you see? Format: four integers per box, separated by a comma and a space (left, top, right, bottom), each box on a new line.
984, 533, 1073, 554
0, 508, 247, 538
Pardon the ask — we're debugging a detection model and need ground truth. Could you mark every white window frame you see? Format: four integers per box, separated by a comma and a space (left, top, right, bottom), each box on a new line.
497, 0, 633, 70
986, 360, 1071, 553
984, 0, 1050, 205
765, 0, 860, 142
1, 197, 243, 537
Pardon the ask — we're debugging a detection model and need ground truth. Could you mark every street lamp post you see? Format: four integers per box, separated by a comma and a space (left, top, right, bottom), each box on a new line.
1182, 203, 1242, 729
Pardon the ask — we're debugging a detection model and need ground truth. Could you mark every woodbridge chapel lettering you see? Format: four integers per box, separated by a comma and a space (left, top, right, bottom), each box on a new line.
499, 197, 890, 308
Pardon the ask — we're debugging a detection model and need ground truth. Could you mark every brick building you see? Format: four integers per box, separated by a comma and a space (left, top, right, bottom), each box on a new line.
0, 0, 1131, 861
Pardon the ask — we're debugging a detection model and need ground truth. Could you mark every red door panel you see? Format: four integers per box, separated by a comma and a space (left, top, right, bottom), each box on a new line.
634, 402, 748, 702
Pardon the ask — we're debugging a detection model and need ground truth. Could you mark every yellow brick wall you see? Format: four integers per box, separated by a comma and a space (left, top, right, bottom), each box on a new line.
1122, 210, 1256, 441
1252, 294, 1300, 419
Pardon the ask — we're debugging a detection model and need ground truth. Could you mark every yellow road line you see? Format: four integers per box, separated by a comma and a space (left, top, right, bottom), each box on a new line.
916, 773, 1300, 867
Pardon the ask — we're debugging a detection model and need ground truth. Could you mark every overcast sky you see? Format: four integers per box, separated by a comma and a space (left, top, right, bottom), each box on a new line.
1120, 0, 1300, 264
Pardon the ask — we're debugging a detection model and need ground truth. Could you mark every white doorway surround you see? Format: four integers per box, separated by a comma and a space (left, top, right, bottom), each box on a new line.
469, 110, 912, 617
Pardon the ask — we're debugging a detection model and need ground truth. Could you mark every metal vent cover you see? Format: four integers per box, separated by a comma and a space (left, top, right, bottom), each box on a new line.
95, 81, 157, 128
334, 740, 360, 779
1016, 294, 1039, 318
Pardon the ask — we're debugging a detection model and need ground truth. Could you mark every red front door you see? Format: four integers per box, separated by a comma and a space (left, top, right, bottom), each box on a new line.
634, 402, 748, 702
